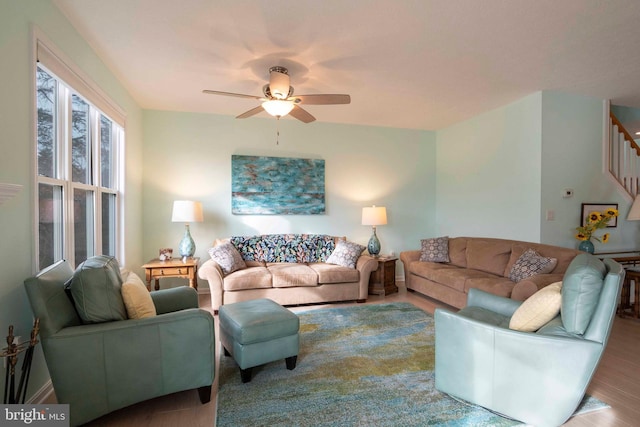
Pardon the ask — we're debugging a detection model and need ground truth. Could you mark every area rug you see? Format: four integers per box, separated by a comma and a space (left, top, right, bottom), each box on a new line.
216, 302, 608, 426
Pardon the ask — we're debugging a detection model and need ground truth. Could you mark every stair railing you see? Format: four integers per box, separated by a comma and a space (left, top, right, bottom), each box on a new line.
608, 111, 640, 200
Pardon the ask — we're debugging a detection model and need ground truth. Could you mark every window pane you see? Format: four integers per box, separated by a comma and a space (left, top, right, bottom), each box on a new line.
71, 94, 91, 184
37, 67, 57, 178
100, 115, 114, 188
38, 183, 63, 270
74, 188, 95, 264
102, 192, 117, 256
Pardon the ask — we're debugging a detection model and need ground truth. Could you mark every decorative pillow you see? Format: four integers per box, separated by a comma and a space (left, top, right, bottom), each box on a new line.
508, 248, 557, 282
326, 240, 366, 269
509, 281, 562, 332
419, 236, 450, 263
208, 242, 247, 275
65, 255, 127, 324
121, 271, 156, 319
561, 253, 606, 335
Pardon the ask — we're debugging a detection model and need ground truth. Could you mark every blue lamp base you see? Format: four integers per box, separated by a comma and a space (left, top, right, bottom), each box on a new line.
368, 228, 381, 257
178, 224, 196, 258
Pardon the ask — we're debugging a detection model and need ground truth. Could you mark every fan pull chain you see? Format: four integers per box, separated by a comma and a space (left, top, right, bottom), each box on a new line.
276, 117, 280, 145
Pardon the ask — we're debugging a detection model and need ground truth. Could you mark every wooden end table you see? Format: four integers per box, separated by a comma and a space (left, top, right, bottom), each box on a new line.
142, 257, 199, 291
368, 256, 398, 296
619, 268, 640, 319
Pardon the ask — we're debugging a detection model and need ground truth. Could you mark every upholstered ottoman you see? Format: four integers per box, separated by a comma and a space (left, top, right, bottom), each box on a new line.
219, 298, 299, 383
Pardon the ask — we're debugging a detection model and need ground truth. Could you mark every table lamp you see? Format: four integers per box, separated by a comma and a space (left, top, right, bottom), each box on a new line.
362, 205, 387, 257
172, 200, 204, 259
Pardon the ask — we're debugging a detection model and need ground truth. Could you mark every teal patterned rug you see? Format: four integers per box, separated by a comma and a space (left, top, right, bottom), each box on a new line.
216, 303, 608, 426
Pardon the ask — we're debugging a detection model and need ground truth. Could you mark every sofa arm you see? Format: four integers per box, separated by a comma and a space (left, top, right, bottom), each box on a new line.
511, 273, 564, 301
400, 250, 421, 288
151, 286, 199, 314
198, 258, 224, 311
356, 255, 379, 300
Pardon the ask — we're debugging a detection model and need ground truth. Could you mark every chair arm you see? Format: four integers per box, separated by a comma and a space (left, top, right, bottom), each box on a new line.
356, 255, 379, 300
510, 273, 564, 301
466, 288, 522, 317
399, 250, 421, 288
151, 286, 199, 314
198, 258, 224, 311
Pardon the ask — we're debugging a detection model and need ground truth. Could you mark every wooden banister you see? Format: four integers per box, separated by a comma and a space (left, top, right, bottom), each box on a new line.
610, 112, 640, 156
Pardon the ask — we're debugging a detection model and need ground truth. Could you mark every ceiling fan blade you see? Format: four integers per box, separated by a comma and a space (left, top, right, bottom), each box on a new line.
202, 90, 263, 100
236, 105, 264, 119
289, 105, 316, 123
292, 94, 351, 105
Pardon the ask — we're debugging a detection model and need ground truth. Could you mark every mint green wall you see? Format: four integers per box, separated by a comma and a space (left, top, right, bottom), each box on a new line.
435, 93, 543, 241
0, 1, 143, 401
541, 93, 639, 250
141, 111, 436, 276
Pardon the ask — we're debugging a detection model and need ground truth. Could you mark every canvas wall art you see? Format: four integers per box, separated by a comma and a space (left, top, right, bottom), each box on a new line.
231, 155, 325, 215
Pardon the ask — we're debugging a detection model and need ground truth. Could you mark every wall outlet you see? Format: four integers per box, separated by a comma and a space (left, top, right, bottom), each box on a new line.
546, 210, 555, 221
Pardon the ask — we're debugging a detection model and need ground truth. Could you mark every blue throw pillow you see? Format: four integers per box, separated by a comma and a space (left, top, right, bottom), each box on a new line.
561, 254, 606, 334
66, 255, 127, 324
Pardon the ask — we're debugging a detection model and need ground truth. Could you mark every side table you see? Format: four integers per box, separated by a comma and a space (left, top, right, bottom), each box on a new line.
368, 256, 398, 296
142, 257, 199, 291
619, 268, 640, 319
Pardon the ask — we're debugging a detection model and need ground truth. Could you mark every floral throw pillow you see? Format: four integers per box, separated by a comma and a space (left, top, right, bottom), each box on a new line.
208, 242, 247, 275
419, 236, 450, 263
326, 240, 365, 269
508, 248, 557, 282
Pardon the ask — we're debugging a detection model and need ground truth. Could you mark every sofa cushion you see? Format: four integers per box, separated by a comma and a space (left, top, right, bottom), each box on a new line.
121, 271, 157, 319
223, 266, 273, 291
509, 281, 562, 332
507, 248, 557, 282
466, 239, 512, 277
561, 254, 606, 335
208, 242, 247, 275
308, 263, 360, 284
66, 255, 127, 324
268, 263, 318, 287
419, 236, 450, 262
464, 276, 515, 298
326, 240, 365, 269
430, 267, 499, 293
448, 237, 468, 267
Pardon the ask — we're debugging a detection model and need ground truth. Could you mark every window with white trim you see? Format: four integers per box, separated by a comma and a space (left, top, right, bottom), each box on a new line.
36, 42, 124, 270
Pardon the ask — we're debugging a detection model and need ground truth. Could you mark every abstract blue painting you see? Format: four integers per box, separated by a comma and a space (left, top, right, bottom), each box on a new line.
231, 155, 325, 214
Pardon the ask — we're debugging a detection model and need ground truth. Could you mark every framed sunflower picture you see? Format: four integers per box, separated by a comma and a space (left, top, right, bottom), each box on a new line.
580, 203, 618, 227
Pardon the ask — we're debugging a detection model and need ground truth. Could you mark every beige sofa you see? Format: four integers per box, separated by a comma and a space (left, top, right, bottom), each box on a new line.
199, 234, 378, 312
400, 237, 581, 309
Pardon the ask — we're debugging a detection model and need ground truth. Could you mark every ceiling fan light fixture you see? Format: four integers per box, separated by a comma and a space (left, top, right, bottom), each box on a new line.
262, 100, 295, 117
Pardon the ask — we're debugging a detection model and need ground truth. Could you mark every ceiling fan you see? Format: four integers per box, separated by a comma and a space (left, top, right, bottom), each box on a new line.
203, 66, 350, 123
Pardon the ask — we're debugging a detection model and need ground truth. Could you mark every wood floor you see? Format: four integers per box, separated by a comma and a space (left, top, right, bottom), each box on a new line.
50, 285, 640, 426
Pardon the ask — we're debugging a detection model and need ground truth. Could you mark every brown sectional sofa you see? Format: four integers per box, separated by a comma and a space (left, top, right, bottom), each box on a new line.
400, 237, 581, 309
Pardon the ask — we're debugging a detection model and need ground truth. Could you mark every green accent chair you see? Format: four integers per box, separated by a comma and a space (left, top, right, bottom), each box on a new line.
434, 253, 624, 427
24, 260, 215, 426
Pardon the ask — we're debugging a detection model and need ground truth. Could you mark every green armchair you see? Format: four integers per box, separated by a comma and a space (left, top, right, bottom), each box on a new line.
24, 260, 215, 426
434, 253, 624, 427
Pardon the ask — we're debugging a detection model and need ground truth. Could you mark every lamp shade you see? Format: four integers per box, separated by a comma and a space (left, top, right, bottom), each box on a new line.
262, 100, 295, 117
171, 201, 203, 223
627, 196, 640, 220
362, 206, 387, 226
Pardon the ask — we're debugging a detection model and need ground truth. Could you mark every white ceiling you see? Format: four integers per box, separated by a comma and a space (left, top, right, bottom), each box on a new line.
53, 0, 640, 131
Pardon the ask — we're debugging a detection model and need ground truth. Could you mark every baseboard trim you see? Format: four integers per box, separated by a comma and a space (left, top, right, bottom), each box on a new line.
28, 379, 53, 404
